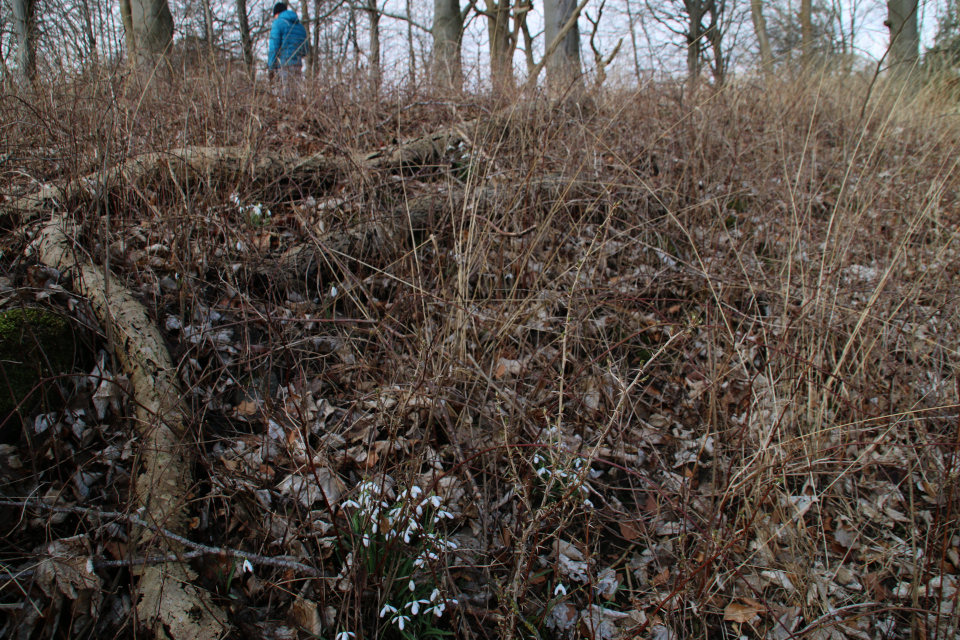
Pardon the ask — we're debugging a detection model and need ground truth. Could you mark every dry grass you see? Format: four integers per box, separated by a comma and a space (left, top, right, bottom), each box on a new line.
0, 63, 958, 640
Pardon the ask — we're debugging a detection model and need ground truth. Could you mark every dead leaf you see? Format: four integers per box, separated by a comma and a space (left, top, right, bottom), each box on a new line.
652, 568, 670, 587
723, 601, 764, 623
236, 400, 259, 417
289, 596, 323, 635
620, 520, 642, 541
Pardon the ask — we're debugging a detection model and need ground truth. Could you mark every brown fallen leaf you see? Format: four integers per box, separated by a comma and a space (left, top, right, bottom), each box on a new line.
289, 596, 323, 635
620, 520, 642, 541
724, 601, 764, 623
651, 569, 670, 587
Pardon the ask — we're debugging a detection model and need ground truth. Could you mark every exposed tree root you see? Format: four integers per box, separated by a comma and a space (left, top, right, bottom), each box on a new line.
34, 218, 228, 640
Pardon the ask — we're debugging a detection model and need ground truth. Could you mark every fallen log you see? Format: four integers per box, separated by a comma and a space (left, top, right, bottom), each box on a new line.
34, 218, 228, 640
4, 125, 473, 223
263, 177, 593, 288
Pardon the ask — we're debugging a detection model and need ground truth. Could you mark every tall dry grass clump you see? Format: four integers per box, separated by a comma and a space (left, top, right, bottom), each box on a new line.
0, 65, 957, 640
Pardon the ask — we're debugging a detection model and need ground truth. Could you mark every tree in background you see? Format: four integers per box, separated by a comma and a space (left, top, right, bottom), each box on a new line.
236, 0, 254, 67
482, 0, 521, 91
12, 0, 36, 80
122, 0, 175, 63
647, 0, 733, 84
432, 0, 465, 90
885, 0, 919, 75
544, 0, 584, 91
926, 0, 960, 70
750, 0, 774, 75
766, 0, 837, 66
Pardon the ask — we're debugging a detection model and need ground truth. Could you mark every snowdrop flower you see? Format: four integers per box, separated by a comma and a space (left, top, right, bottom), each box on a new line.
409, 486, 423, 499
241, 559, 254, 573
430, 588, 441, 602
554, 583, 567, 596
405, 599, 430, 615
335, 632, 355, 640
362, 534, 370, 547
409, 580, 416, 591
393, 615, 410, 630
532, 454, 542, 464
380, 604, 397, 618
236, 241, 244, 251
584, 499, 595, 509
429, 495, 442, 509
537, 467, 550, 477
329, 286, 338, 298
341, 500, 360, 510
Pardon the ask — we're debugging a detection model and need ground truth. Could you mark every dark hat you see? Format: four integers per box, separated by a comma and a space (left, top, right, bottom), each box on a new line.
273, 3, 287, 15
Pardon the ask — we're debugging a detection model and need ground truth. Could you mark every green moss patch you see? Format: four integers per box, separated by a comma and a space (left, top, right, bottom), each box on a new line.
0, 308, 76, 415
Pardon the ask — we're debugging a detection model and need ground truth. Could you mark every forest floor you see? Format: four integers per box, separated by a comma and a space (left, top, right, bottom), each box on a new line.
0, 67, 958, 640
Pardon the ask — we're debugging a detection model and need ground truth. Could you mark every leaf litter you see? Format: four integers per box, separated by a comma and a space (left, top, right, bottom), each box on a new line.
0, 83, 958, 640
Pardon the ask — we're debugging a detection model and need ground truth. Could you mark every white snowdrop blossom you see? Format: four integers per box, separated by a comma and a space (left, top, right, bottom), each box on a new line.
380, 604, 397, 618
335, 632, 355, 640
241, 559, 254, 574
405, 599, 430, 615
554, 583, 567, 596
394, 615, 410, 630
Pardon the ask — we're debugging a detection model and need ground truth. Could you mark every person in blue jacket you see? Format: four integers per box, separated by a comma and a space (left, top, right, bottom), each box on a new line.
268, 3, 309, 98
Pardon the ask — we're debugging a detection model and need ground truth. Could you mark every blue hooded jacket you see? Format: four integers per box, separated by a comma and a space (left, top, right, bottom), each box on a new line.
268, 10, 309, 69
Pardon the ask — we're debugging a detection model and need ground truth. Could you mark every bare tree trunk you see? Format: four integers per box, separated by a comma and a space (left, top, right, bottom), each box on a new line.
313, 0, 323, 74
367, 0, 381, 91
299, 0, 314, 73
12, 0, 36, 81
127, 0, 174, 63
406, 0, 416, 83
432, 0, 463, 89
520, 17, 536, 74
486, 0, 514, 91
686, 0, 703, 83
120, 0, 136, 61
625, 0, 643, 83
236, 0, 254, 67
201, 0, 215, 56
886, 0, 918, 77
750, 0, 773, 75
800, 0, 812, 70
80, 0, 99, 64
544, 0, 583, 94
